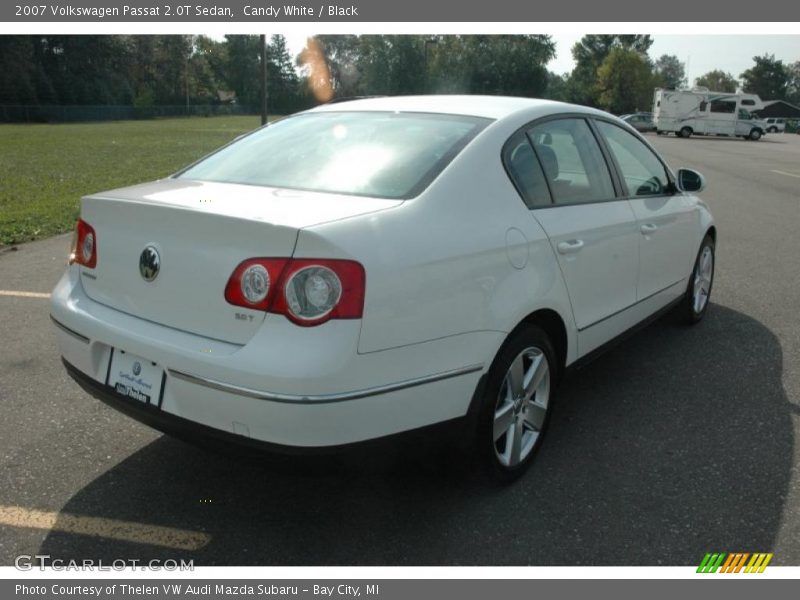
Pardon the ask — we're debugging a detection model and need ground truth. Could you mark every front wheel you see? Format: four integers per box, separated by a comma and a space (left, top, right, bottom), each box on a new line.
677, 235, 715, 324
749, 128, 762, 141
475, 324, 557, 482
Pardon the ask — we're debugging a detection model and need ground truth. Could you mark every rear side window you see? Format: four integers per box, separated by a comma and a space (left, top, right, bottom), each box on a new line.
527, 118, 615, 205
178, 111, 491, 199
502, 132, 551, 208
596, 121, 670, 197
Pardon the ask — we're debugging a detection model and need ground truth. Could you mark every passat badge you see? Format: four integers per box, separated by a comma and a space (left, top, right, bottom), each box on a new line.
139, 246, 160, 282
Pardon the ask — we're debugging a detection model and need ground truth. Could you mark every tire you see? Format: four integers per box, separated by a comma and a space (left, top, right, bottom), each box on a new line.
749, 128, 762, 141
768, 127, 777, 133
679, 126, 693, 138
474, 324, 558, 482
677, 235, 715, 324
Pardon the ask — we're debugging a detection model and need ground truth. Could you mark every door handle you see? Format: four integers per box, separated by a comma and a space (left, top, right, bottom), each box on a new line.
640, 223, 658, 234
557, 239, 584, 255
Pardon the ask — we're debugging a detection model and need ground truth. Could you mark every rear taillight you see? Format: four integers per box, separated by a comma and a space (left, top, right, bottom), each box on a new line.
224, 258, 289, 311
224, 258, 365, 327
274, 260, 365, 326
69, 219, 97, 268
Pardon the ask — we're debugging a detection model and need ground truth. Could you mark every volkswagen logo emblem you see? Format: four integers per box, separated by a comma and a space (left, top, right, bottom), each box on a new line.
132, 361, 142, 376
139, 246, 160, 282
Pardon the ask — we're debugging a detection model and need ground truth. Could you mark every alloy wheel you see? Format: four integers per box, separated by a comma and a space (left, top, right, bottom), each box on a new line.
493, 347, 550, 468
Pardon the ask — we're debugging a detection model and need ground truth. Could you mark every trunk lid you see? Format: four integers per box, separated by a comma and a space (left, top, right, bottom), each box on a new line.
79, 179, 400, 344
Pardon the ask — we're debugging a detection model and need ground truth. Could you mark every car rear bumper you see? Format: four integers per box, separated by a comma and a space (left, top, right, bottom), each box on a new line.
62, 357, 475, 455
51, 268, 497, 448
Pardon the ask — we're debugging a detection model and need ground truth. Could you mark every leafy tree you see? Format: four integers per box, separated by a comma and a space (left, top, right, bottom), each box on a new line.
267, 34, 301, 113
694, 70, 738, 92
426, 35, 555, 97
654, 54, 686, 89
224, 34, 261, 106
544, 72, 569, 101
296, 34, 555, 101
0, 37, 39, 104
786, 61, 800, 105
596, 47, 656, 114
566, 35, 653, 106
358, 35, 427, 95
298, 35, 361, 99
191, 35, 228, 102
740, 54, 789, 100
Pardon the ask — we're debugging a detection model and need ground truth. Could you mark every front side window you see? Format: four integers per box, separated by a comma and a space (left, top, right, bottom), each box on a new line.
596, 121, 670, 197
178, 111, 491, 199
527, 118, 615, 205
710, 99, 736, 114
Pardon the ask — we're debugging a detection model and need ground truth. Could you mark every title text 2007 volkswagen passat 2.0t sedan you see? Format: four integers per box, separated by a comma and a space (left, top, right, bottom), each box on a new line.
51, 96, 716, 480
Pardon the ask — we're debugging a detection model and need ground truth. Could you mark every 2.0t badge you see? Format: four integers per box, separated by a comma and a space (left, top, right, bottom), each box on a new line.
139, 246, 160, 281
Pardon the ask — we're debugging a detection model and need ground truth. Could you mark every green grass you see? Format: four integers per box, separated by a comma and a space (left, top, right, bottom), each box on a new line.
0, 115, 264, 246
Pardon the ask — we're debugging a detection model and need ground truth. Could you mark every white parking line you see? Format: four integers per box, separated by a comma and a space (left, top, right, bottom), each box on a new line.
0, 290, 50, 299
0, 504, 211, 551
770, 169, 800, 179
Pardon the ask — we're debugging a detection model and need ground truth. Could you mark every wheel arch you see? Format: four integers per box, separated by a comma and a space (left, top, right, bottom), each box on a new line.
514, 308, 569, 376
465, 307, 570, 420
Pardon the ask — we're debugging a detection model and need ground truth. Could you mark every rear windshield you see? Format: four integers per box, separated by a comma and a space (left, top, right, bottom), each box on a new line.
177, 111, 491, 199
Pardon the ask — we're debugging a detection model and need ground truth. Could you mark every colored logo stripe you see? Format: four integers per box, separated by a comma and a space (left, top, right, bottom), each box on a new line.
745, 553, 773, 573
697, 553, 726, 573
697, 552, 773, 573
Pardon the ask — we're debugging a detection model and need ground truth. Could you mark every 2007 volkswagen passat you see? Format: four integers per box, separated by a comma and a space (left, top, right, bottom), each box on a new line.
51, 96, 716, 479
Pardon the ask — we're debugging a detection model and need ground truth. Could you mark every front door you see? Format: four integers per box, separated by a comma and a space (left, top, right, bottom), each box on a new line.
594, 120, 696, 302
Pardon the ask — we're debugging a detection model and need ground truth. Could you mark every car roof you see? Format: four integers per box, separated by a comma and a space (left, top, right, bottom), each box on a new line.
308, 95, 596, 121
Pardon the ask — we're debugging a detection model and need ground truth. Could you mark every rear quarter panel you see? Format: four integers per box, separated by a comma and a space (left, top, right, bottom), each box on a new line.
299, 119, 578, 363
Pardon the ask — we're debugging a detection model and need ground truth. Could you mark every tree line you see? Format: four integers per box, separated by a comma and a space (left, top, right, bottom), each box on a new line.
1, 34, 798, 119
0, 34, 303, 114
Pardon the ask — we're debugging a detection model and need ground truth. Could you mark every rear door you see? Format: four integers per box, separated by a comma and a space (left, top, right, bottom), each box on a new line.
594, 120, 696, 302
507, 117, 639, 349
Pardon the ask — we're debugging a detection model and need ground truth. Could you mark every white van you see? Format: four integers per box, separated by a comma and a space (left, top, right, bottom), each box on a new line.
653, 88, 768, 140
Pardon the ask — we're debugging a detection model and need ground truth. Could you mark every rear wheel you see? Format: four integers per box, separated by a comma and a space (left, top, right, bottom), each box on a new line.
768, 126, 777, 133
475, 324, 557, 482
679, 126, 693, 138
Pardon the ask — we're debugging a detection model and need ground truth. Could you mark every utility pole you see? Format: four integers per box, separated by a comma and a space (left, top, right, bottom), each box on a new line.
185, 35, 193, 115
260, 34, 268, 126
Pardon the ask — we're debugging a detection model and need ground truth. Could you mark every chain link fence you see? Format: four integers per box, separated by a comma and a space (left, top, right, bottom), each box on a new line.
0, 104, 261, 123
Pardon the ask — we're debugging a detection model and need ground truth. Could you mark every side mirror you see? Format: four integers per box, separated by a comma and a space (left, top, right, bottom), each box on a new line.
676, 168, 706, 193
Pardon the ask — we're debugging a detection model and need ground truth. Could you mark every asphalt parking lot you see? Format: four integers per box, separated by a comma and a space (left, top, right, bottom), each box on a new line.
1, 132, 799, 566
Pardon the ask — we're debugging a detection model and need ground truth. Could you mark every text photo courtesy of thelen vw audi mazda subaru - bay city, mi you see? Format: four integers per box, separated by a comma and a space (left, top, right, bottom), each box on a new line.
51, 95, 716, 480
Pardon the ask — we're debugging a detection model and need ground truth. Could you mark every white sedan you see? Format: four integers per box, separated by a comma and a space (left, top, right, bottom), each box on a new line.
51, 96, 715, 480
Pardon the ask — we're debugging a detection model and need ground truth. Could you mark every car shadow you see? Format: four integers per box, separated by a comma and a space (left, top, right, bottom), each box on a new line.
38, 304, 794, 565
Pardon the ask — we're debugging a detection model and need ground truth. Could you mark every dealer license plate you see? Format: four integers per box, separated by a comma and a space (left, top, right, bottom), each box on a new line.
106, 349, 165, 406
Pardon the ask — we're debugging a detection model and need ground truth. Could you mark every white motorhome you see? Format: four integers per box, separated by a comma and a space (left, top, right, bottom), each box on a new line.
653, 88, 768, 140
